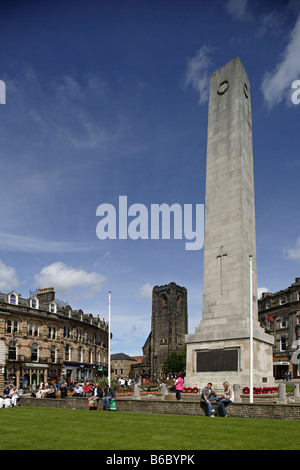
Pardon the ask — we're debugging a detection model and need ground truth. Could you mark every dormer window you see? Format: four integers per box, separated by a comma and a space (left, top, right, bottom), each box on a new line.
49, 302, 57, 313
8, 292, 19, 305
30, 297, 39, 309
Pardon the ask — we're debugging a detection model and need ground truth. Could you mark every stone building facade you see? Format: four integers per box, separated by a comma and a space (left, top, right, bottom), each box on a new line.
258, 278, 300, 379
0, 287, 109, 392
130, 282, 188, 379
111, 352, 137, 380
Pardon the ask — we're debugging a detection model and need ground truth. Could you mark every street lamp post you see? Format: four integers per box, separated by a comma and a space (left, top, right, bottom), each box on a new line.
249, 255, 253, 404
108, 291, 111, 387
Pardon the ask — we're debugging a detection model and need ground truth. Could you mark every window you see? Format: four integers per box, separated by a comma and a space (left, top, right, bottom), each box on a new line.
28, 323, 39, 337
49, 302, 57, 313
7, 320, 18, 334
65, 344, 71, 361
8, 292, 18, 305
78, 346, 83, 363
50, 346, 56, 363
280, 317, 287, 328
76, 329, 83, 341
8, 340, 17, 360
63, 326, 71, 338
31, 343, 38, 361
280, 297, 286, 305
87, 332, 93, 343
48, 326, 56, 339
89, 349, 93, 364
281, 336, 287, 351
30, 297, 39, 309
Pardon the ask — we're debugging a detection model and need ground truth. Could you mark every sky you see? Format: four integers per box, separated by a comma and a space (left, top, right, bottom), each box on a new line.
0, 0, 300, 356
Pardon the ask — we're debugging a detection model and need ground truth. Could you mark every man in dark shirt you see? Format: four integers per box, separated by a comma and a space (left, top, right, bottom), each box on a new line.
201, 383, 219, 417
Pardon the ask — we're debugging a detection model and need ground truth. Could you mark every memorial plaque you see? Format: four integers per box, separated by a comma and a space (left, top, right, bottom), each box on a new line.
196, 349, 238, 372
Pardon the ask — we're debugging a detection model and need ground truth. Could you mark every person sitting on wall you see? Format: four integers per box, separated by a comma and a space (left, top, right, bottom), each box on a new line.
201, 383, 219, 417
4, 396, 12, 408
92, 383, 103, 410
72, 384, 83, 397
212, 381, 234, 417
102, 384, 116, 410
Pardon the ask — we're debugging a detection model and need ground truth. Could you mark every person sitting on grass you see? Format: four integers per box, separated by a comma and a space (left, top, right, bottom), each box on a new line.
212, 382, 234, 417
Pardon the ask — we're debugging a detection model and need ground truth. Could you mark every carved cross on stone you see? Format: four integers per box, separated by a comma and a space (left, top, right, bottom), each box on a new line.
216, 246, 227, 295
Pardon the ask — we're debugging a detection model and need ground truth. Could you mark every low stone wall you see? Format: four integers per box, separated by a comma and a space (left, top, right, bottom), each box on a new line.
19, 396, 300, 421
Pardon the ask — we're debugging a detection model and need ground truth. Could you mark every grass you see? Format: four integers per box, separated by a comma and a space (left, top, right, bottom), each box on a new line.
0, 407, 299, 450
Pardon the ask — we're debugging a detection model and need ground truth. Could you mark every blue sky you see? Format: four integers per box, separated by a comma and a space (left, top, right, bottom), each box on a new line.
0, 0, 300, 356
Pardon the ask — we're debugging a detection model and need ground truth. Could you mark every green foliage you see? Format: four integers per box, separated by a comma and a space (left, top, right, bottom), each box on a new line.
90, 376, 119, 390
163, 346, 186, 376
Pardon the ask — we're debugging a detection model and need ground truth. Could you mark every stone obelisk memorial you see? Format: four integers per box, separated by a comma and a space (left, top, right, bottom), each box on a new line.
185, 57, 274, 389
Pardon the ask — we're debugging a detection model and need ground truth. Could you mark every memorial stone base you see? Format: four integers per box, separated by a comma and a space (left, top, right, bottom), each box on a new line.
185, 334, 275, 392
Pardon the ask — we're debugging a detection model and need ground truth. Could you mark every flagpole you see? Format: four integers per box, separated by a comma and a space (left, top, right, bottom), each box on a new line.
108, 291, 111, 387
249, 256, 253, 404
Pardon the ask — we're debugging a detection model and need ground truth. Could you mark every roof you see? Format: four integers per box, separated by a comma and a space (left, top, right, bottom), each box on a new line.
131, 356, 143, 364
111, 352, 137, 362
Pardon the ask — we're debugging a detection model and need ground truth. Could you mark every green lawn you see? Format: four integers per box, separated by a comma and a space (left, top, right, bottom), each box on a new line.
0, 407, 299, 450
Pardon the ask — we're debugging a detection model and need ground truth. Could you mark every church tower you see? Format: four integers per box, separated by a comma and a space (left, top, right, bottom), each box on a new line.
150, 282, 188, 378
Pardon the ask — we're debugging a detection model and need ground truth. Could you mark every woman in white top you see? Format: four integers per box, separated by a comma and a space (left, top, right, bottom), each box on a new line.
11, 390, 19, 407
4, 397, 12, 408
212, 382, 234, 417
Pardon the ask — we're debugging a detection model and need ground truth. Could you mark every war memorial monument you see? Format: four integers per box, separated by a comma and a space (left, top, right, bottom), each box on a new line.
185, 57, 274, 390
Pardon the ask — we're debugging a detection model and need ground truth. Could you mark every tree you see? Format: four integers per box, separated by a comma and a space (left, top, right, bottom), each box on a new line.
163, 346, 186, 377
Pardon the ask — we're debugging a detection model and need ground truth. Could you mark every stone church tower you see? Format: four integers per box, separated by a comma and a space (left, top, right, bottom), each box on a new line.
150, 282, 188, 378
130, 282, 188, 380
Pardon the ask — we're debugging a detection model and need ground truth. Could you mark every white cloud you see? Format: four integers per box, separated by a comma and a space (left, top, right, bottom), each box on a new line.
0, 259, 20, 291
225, 0, 252, 22
257, 287, 270, 299
0, 232, 94, 253
138, 282, 153, 299
261, 13, 300, 107
183, 45, 213, 105
285, 236, 300, 262
34, 262, 106, 297
256, 12, 284, 38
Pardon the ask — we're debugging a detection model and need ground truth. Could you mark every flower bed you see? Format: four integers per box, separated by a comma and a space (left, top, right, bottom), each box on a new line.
116, 391, 161, 397
242, 387, 279, 395
182, 387, 199, 394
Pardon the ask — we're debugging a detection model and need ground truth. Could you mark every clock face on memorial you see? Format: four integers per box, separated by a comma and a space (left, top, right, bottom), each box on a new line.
217, 80, 229, 95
